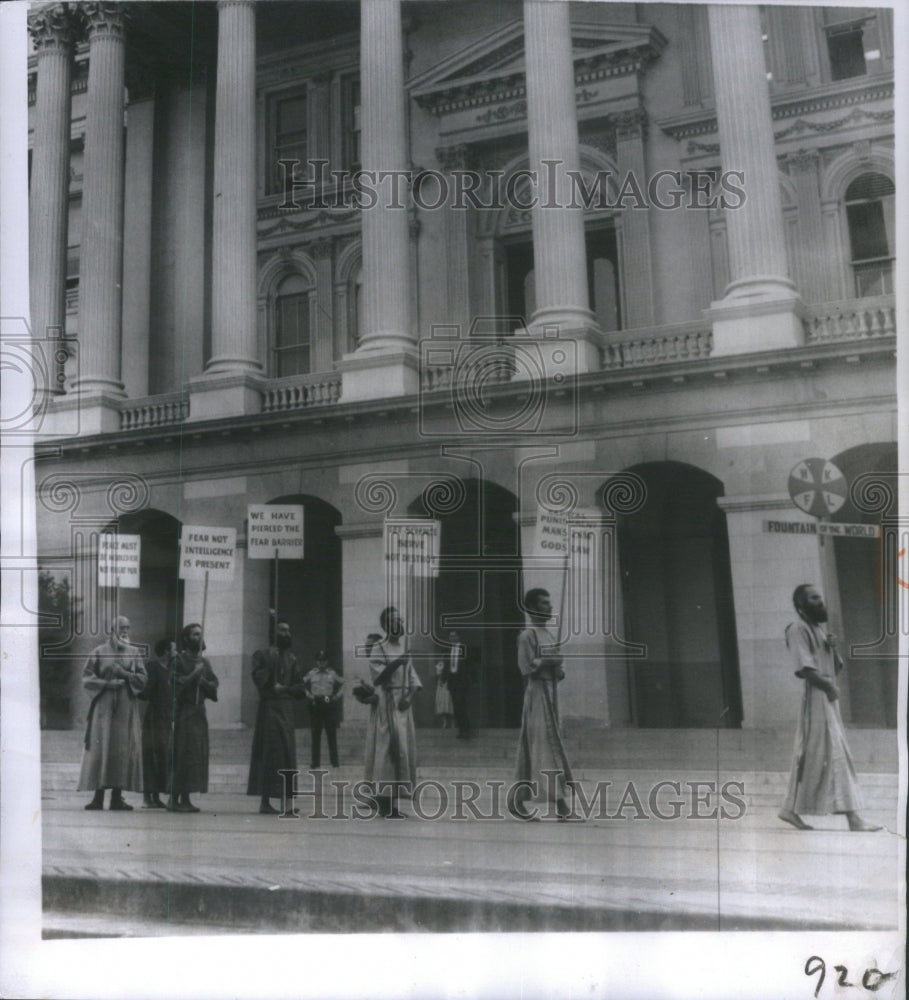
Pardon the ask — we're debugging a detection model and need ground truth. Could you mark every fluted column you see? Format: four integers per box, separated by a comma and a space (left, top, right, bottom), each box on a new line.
357, 0, 412, 354
436, 144, 471, 334
787, 150, 831, 304
706, 4, 804, 354
708, 5, 793, 299
613, 109, 654, 328
340, 0, 418, 401
522, 0, 599, 373
28, 4, 74, 362
73, 2, 127, 397
208, 0, 259, 374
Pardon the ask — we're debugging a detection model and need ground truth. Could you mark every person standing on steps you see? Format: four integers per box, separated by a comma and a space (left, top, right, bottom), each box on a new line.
508, 589, 582, 822
247, 620, 307, 814
168, 623, 218, 813
78, 616, 146, 811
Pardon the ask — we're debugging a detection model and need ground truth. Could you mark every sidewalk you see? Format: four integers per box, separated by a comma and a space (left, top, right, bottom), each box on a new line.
41, 728, 901, 937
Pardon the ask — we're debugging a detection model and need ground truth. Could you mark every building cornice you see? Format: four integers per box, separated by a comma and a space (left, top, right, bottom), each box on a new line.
35, 336, 895, 464
657, 76, 894, 146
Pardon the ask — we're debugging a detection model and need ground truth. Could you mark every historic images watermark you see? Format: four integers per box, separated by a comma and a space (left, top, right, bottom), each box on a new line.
277, 159, 747, 213
277, 770, 748, 822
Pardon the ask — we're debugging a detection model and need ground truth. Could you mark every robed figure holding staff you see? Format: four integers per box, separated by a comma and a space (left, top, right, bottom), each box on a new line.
168, 623, 218, 813
364, 606, 421, 818
778, 584, 881, 832
508, 589, 581, 822
78, 616, 147, 810
247, 620, 307, 814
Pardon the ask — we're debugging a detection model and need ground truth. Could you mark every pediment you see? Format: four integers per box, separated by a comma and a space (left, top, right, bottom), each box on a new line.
409, 18, 666, 116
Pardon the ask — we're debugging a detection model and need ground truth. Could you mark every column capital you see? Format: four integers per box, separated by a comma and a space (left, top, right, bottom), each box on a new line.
610, 107, 648, 142
435, 143, 471, 172
82, 2, 128, 40
216, 0, 255, 9
310, 238, 334, 261
28, 4, 76, 53
785, 148, 820, 174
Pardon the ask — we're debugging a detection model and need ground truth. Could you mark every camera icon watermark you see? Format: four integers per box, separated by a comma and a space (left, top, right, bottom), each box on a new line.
418, 317, 579, 439
0, 316, 77, 437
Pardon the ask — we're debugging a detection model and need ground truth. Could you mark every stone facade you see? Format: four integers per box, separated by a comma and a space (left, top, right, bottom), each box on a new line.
27, 2, 898, 733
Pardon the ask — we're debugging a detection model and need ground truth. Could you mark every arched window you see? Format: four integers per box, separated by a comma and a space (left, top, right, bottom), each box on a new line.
274, 273, 312, 376
845, 173, 895, 297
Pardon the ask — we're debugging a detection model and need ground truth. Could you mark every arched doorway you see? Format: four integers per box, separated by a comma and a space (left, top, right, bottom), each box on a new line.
409, 479, 524, 728
267, 495, 343, 726
110, 508, 184, 655
615, 463, 742, 728
830, 442, 897, 728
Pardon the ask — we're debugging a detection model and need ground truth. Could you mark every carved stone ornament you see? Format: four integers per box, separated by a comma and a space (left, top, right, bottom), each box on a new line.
28, 4, 76, 52
81, 2, 128, 40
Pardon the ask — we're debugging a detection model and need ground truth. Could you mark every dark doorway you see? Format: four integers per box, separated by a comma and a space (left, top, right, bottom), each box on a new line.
503, 226, 621, 332
409, 479, 524, 728
830, 442, 898, 728
616, 463, 742, 728
113, 509, 184, 655
268, 495, 343, 727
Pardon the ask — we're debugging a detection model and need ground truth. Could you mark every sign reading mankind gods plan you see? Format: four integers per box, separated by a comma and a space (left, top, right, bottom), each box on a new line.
247, 505, 305, 559
98, 533, 141, 588
179, 526, 237, 580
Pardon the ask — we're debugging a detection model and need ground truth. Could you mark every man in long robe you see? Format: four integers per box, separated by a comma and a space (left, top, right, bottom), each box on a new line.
140, 637, 175, 808
509, 588, 580, 822
247, 621, 306, 814
364, 606, 421, 818
78, 616, 146, 810
778, 584, 881, 832
169, 622, 218, 813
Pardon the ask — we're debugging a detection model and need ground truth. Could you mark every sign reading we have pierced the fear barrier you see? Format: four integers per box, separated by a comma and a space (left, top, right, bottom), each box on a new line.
247, 505, 305, 560
179, 526, 237, 581
97, 533, 141, 589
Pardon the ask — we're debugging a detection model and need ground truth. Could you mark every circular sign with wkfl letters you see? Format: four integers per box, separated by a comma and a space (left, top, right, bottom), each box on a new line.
787, 458, 848, 517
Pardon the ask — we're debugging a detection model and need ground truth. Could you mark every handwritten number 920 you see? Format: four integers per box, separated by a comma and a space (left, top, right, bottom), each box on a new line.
805, 956, 898, 997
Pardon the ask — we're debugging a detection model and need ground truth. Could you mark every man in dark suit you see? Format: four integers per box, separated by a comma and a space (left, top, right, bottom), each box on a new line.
445, 630, 475, 739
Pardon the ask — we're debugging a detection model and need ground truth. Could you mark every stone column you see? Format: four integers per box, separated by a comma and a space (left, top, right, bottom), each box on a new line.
613, 109, 654, 329
208, 0, 258, 376
340, 0, 418, 401
311, 239, 335, 373
436, 144, 471, 334
120, 78, 155, 400
522, 0, 599, 373
73, 2, 128, 420
190, 0, 261, 421
28, 3, 74, 369
705, 5, 804, 355
786, 149, 832, 304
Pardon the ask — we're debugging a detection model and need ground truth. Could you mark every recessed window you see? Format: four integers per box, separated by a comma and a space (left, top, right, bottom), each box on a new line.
825, 20, 868, 81
274, 274, 311, 376
845, 173, 894, 297
342, 76, 361, 172
268, 88, 308, 195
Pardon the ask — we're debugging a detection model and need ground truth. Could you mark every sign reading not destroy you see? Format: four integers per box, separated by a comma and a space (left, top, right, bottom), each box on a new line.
247, 505, 304, 559
98, 534, 141, 589
180, 526, 237, 580
384, 518, 440, 578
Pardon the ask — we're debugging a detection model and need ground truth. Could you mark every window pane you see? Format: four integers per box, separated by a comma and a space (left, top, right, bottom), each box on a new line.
847, 201, 890, 260
827, 28, 867, 80
276, 291, 310, 376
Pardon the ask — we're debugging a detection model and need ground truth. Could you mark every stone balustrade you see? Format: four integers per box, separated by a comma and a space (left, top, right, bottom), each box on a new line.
803, 295, 896, 343
119, 392, 189, 430
602, 323, 714, 370
261, 372, 342, 412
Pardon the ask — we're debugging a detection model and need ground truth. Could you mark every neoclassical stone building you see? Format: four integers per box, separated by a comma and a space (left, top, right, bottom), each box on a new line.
28, 1, 897, 735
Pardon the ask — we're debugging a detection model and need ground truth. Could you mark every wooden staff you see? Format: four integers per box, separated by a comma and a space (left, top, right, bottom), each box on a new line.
201, 569, 209, 634
273, 549, 280, 629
